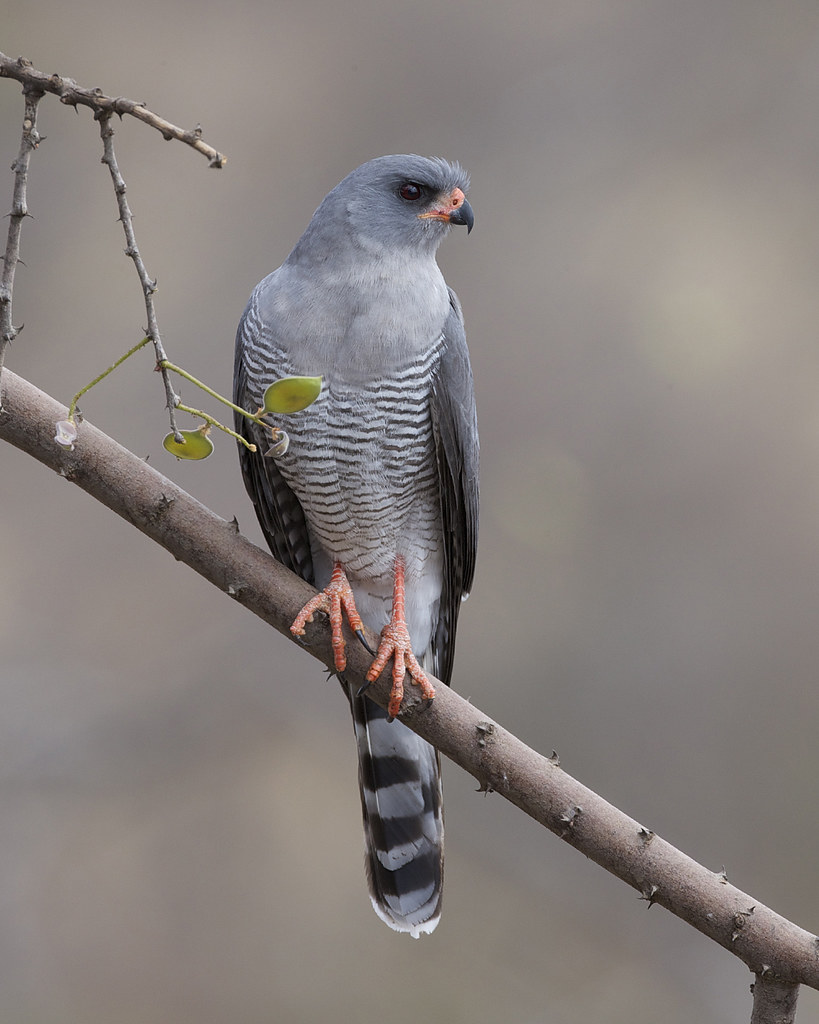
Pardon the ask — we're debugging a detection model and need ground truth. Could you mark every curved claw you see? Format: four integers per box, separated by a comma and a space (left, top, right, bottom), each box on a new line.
355, 628, 376, 656
355, 678, 373, 698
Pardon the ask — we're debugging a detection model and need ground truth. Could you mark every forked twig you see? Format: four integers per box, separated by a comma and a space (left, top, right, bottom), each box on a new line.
750, 973, 799, 1024
0, 52, 226, 432
0, 52, 226, 167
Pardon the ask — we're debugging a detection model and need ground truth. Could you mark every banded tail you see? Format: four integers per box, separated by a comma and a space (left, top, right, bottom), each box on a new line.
348, 687, 443, 937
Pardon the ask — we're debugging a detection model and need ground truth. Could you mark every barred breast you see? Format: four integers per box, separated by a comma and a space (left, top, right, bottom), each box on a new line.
240, 320, 446, 591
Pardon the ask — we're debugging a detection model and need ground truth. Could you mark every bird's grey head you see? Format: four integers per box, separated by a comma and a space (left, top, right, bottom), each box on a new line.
292, 155, 473, 262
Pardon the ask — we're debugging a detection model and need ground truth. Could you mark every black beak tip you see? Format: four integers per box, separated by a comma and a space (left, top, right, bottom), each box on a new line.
451, 198, 475, 234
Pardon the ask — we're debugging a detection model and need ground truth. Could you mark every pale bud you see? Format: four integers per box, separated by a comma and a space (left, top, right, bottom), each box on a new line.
54, 419, 77, 450
265, 429, 289, 458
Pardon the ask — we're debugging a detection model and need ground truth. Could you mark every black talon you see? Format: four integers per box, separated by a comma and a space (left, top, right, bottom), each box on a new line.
356, 678, 373, 698
355, 628, 376, 655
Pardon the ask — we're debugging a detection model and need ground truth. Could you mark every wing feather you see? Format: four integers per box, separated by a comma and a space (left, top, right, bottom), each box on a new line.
429, 288, 480, 686
233, 309, 315, 585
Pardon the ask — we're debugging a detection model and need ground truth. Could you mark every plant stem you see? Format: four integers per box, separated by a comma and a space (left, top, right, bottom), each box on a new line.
175, 401, 257, 451
68, 336, 152, 421
160, 360, 262, 425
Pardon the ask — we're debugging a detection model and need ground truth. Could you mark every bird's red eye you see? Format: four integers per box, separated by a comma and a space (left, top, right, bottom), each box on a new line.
399, 182, 423, 201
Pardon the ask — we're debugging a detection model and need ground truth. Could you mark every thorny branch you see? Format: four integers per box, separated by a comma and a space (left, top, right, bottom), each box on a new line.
0, 52, 225, 431
0, 52, 226, 168
1, 369, 818, 1024
0, 78, 43, 399
96, 112, 182, 441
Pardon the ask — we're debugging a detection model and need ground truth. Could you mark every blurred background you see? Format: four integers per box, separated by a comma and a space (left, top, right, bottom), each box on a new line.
3, 2, 819, 1021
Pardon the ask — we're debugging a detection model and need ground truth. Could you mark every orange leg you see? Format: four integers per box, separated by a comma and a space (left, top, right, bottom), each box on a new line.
365, 555, 436, 718
290, 562, 366, 673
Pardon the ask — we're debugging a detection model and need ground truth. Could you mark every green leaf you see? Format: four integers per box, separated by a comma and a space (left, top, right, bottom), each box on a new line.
162, 425, 214, 460
262, 375, 322, 414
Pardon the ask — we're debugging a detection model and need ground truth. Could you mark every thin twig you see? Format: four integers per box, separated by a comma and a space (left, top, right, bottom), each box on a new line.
97, 111, 182, 442
160, 360, 259, 421
174, 401, 257, 449
0, 80, 44, 407
67, 335, 152, 422
0, 53, 226, 168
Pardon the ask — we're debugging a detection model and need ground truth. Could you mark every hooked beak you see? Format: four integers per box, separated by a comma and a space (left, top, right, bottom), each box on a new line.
418, 187, 475, 233
449, 197, 474, 233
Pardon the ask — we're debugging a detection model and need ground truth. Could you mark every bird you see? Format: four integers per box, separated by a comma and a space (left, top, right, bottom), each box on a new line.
233, 154, 479, 937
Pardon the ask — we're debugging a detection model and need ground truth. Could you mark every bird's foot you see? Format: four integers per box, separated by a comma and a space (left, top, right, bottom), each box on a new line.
290, 562, 366, 673
364, 556, 436, 719
365, 620, 436, 719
